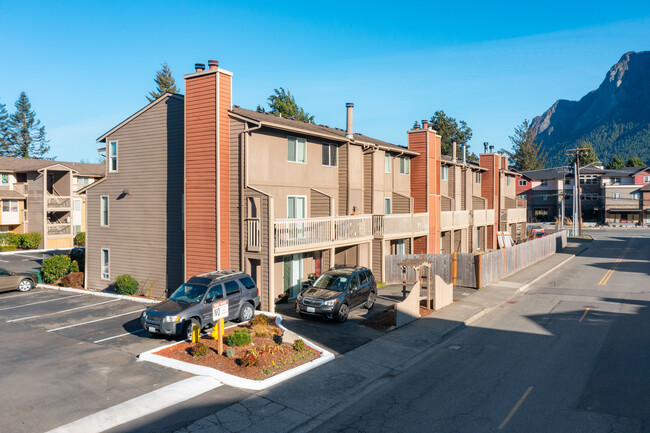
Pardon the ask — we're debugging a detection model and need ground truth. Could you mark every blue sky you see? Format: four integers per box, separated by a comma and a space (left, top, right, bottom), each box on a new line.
1, 1, 649, 162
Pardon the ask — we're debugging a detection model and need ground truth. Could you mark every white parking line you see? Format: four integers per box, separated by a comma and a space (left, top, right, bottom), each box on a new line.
0, 294, 83, 311
0, 291, 44, 300
47, 309, 144, 332
46, 376, 222, 433
6, 299, 120, 322
93, 328, 145, 343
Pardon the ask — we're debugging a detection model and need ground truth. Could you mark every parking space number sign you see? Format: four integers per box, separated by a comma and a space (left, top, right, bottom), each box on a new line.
212, 300, 229, 321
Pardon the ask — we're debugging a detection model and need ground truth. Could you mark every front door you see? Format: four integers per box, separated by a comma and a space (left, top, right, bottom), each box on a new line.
283, 254, 302, 298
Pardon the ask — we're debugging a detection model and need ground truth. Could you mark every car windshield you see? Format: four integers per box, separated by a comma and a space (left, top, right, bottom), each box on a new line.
169, 283, 208, 304
313, 273, 349, 292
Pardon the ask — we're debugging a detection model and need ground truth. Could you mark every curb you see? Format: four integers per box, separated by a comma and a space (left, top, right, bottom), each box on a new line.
38, 284, 159, 304
0, 247, 74, 256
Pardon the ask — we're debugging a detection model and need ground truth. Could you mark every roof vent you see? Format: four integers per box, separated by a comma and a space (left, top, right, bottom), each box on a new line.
195, 63, 205, 72
208, 60, 219, 70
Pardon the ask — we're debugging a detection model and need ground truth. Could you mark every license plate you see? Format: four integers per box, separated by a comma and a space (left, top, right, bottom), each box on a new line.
148, 327, 156, 333
306, 307, 315, 313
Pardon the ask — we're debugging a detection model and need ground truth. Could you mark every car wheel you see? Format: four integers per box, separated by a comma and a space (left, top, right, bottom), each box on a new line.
17, 279, 34, 292
337, 303, 349, 323
183, 318, 199, 341
238, 302, 254, 322
365, 291, 376, 310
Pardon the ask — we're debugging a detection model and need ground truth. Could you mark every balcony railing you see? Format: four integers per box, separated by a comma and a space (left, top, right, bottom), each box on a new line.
503, 208, 527, 224
47, 196, 71, 209
274, 215, 372, 252
440, 210, 470, 230
47, 223, 72, 236
372, 213, 429, 238
246, 218, 261, 252
472, 209, 496, 226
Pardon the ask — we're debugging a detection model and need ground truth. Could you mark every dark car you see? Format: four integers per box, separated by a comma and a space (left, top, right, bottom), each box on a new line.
296, 266, 377, 322
0, 268, 37, 293
141, 270, 261, 340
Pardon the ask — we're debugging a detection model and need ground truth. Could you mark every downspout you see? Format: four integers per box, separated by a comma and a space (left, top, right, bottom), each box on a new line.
239, 120, 262, 271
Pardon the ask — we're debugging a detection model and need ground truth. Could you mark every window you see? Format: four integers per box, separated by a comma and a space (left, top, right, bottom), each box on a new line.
239, 277, 256, 291
321, 143, 337, 167
2, 200, 18, 213
1, 173, 8, 184
287, 196, 306, 219
384, 197, 391, 214
385, 154, 391, 173
225, 280, 240, 296
611, 177, 621, 184
101, 249, 109, 279
76, 177, 91, 185
396, 239, 405, 255
632, 192, 641, 200
644, 176, 650, 183
205, 285, 223, 303
613, 193, 621, 200
74, 225, 82, 235
100, 196, 109, 226
109, 141, 117, 172
441, 165, 449, 181
73, 198, 82, 211
565, 179, 571, 185
541, 195, 548, 201
518, 180, 527, 186
350, 274, 360, 289
475, 172, 481, 183
506, 176, 511, 186
400, 157, 410, 174
287, 136, 306, 163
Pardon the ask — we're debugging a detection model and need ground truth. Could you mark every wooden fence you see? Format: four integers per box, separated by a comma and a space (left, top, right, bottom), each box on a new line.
384, 230, 568, 288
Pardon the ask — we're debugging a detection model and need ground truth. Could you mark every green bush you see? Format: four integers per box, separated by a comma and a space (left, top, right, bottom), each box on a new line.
0, 245, 16, 252
292, 339, 306, 352
0, 233, 20, 247
21, 232, 42, 249
70, 260, 79, 273
115, 274, 139, 296
226, 328, 252, 347
190, 343, 209, 357
249, 314, 271, 326
74, 232, 85, 246
42, 255, 73, 284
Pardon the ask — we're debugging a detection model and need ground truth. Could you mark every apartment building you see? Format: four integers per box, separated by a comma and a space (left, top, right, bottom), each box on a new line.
519, 168, 569, 222
84, 93, 185, 297
600, 166, 650, 225
0, 157, 104, 248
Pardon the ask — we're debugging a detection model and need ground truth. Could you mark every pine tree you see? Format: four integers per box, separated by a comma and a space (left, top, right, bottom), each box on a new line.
625, 156, 645, 167
0, 98, 9, 156
504, 119, 546, 170
429, 111, 473, 156
576, 141, 599, 166
605, 155, 625, 169
146, 63, 179, 102
7, 92, 50, 159
263, 88, 314, 123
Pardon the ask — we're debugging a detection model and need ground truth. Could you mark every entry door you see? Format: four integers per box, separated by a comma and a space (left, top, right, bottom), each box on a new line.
283, 254, 302, 298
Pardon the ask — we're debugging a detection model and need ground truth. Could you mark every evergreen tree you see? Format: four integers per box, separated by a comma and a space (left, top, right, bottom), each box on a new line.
605, 155, 625, 169
261, 88, 314, 123
7, 92, 50, 159
429, 111, 473, 156
504, 119, 546, 170
146, 63, 179, 102
625, 156, 645, 167
0, 98, 9, 156
573, 141, 599, 166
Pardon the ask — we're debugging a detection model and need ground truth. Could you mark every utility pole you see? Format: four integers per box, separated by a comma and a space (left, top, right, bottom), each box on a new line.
566, 148, 588, 236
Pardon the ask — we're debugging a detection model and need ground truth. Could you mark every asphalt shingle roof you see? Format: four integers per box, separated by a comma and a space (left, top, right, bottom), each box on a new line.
0, 156, 105, 177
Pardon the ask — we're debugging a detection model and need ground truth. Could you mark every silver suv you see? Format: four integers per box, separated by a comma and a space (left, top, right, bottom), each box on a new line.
141, 270, 261, 340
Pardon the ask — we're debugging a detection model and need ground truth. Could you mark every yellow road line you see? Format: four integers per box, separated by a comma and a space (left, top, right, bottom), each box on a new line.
598, 239, 634, 286
579, 307, 590, 322
499, 386, 533, 430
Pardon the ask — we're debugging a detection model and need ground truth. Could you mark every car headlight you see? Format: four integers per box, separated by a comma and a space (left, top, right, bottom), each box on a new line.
323, 299, 338, 306
163, 315, 180, 322
141, 312, 147, 319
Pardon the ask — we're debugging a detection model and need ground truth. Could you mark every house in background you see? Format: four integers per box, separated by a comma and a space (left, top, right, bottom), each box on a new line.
0, 157, 104, 248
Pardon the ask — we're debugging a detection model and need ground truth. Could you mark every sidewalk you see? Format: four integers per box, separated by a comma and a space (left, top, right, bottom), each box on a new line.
175, 239, 592, 433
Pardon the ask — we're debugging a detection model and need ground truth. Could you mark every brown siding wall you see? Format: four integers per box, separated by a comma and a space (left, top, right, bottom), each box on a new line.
413, 235, 427, 254
27, 172, 44, 247
409, 133, 427, 213
219, 73, 232, 268
86, 96, 184, 298
363, 151, 373, 214
243, 188, 270, 309
229, 117, 245, 270
441, 195, 452, 212
392, 193, 410, 214
472, 195, 486, 209
372, 238, 382, 280
338, 144, 348, 215
310, 189, 330, 217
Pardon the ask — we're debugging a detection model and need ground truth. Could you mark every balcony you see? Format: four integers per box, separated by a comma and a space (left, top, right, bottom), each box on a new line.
47, 195, 71, 210
246, 218, 261, 252
47, 223, 72, 236
472, 209, 496, 226
502, 208, 527, 224
440, 210, 470, 230
274, 215, 373, 254
372, 213, 428, 238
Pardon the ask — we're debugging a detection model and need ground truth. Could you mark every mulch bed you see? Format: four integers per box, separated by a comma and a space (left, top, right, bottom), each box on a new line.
153, 316, 319, 381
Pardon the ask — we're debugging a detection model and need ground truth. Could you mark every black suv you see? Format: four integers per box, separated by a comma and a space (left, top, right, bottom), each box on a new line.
296, 266, 377, 322
141, 270, 261, 340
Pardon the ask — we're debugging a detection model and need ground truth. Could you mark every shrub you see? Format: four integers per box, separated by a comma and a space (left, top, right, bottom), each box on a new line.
249, 314, 271, 326
250, 323, 272, 338
21, 232, 42, 249
292, 339, 306, 352
190, 343, 209, 357
241, 348, 259, 367
115, 274, 139, 296
0, 233, 20, 247
70, 260, 79, 273
74, 232, 86, 246
69, 248, 85, 273
225, 348, 236, 358
60, 272, 84, 288
0, 245, 16, 252
42, 255, 73, 283
226, 328, 252, 347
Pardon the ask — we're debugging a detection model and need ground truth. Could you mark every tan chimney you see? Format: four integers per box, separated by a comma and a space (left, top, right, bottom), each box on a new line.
195, 63, 205, 72
345, 103, 354, 139
422, 119, 429, 129
452, 141, 457, 161
208, 60, 219, 70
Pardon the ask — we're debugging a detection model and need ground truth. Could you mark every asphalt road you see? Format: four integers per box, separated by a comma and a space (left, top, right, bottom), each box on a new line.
316, 228, 650, 433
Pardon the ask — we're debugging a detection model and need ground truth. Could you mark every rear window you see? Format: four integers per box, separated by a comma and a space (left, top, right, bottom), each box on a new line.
225, 280, 240, 296
239, 276, 256, 291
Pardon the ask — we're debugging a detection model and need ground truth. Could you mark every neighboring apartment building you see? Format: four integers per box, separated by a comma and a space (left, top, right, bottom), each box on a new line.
519, 167, 569, 222
0, 157, 104, 248
84, 93, 185, 297
600, 166, 650, 225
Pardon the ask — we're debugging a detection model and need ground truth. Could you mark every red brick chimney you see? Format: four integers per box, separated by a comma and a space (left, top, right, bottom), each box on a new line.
480, 151, 500, 250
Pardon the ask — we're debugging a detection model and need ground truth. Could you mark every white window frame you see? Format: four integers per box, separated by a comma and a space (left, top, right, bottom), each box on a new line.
612, 192, 621, 200
644, 175, 650, 183
287, 195, 306, 219
400, 157, 410, 174
73, 198, 82, 211
108, 141, 118, 173
384, 197, 391, 215
321, 143, 337, 167
506, 176, 511, 186
631, 192, 640, 200
100, 195, 109, 227
475, 172, 481, 183
441, 165, 449, 181
518, 180, 527, 186
101, 248, 110, 280
287, 136, 306, 164
385, 154, 391, 173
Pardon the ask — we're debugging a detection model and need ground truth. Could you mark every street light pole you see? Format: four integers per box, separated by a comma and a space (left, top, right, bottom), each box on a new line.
567, 148, 587, 237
